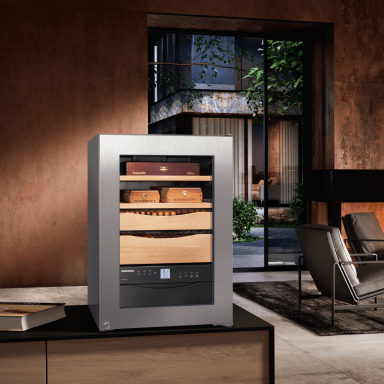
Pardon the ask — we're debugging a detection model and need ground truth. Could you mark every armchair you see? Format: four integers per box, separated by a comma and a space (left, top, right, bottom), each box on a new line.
342, 212, 384, 261
296, 224, 384, 326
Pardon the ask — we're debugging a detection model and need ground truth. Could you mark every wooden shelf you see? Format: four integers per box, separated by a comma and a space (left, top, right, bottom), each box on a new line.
120, 202, 212, 209
120, 175, 212, 182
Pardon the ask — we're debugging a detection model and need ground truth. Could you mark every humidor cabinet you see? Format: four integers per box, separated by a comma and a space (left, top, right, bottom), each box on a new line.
88, 135, 233, 331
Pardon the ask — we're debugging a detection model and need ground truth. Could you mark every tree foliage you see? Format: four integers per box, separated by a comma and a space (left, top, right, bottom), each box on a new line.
243, 40, 303, 124
289, 180, 305, 225
148, 36, 303, 120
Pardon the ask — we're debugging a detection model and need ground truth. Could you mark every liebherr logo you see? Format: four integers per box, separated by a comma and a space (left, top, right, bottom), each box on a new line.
121, 270, 134, 272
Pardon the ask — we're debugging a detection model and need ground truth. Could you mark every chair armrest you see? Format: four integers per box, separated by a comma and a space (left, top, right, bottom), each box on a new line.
341, 260, 384, 265
350, 253, 378, 261
349, 238, 384, 242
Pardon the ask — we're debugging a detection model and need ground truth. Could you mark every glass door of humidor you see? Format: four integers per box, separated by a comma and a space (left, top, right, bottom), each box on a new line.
119, 155, 214, 309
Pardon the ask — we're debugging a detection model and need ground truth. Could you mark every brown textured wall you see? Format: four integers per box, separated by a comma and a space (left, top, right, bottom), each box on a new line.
0, 4, 147, 287
1, 0, 146, 11
148, 0, 334, 23
311, 201, 328, 225
334, 0, 384, 169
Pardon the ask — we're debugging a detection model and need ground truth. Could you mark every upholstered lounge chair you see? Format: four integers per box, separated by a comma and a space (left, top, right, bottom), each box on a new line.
343, 212, 384, 261
296, 224, 384, 326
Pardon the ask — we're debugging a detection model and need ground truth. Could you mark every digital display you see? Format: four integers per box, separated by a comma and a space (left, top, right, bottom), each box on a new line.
160, 269, 170, 279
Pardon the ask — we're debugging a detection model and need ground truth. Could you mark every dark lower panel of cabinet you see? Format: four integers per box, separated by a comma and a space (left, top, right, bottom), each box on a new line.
47, 330, 270, 384
0, 341, 46, 384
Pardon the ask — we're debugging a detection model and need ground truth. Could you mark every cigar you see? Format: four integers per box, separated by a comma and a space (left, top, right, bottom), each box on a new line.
158, 211, 164, 216
175, 210, 181, 215
151, 212, 157, 216
164, 211, 170, 216
146, 211, 151, 215
135, 211, 140, 214
181, 209, 188, 215
170, 211, 176, 216
187, 209, 194, 214
140, 211, 145, 215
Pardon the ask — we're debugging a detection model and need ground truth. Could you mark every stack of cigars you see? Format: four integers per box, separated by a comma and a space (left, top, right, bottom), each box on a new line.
121, 209, 207, 216
121, 187, 203, 203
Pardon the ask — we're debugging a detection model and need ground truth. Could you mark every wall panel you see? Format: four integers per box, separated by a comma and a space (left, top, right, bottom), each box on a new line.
0, 4, 147, 287
335, 0, 384, 83
334, 81, 384, 169
334, 0, 384, 170
0, 0, 146, 12
148, 0, 334, 23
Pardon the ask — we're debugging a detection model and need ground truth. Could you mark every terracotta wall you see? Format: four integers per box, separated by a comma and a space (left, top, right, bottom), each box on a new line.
311, 202, 329, 225
0, 3, 147, 287
334, 0, 384, 169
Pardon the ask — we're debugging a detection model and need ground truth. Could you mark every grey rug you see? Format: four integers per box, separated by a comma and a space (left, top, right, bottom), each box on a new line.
233, 280, 384, 336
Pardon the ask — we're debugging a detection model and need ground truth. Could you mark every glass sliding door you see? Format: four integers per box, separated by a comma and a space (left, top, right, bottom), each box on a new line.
267, 119, 302, 266
148, 29, 305, 271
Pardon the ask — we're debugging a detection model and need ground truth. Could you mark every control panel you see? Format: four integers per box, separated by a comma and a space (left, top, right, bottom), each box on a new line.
120, 264, 212, 285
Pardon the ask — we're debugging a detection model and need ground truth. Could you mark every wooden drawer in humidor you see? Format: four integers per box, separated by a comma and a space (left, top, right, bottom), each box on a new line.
120, 211, 212, 231
120, 234, 212, 265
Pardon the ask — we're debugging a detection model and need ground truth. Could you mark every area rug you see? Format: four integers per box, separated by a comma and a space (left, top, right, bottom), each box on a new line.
233, 280, 384, 336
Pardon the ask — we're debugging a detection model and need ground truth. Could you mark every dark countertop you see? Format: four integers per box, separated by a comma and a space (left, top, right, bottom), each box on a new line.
0, 304, 273, 343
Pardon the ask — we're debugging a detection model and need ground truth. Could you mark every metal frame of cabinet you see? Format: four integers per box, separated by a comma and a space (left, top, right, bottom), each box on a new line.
88, 134, 233, 331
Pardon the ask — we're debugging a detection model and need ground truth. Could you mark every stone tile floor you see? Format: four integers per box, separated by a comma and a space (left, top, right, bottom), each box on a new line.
1, 272, 382, 383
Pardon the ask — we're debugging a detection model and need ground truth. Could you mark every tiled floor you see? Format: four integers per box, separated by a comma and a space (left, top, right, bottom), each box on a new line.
1, 272, 382, 383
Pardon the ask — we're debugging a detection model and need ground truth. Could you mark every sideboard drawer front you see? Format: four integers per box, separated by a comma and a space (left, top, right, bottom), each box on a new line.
120, 234, 212, 265
120, 211, 212, 231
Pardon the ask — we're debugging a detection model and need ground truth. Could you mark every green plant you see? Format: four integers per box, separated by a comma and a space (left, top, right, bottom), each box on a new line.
233, 196, 259, 242
242, 40, 303, 125
289, 180, 305, 225
234, 234, 263, 243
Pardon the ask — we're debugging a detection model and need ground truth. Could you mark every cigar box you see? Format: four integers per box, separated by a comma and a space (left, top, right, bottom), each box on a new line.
150, 187, 202, 203
120, 190, 160, 203
126, 162, 200, 176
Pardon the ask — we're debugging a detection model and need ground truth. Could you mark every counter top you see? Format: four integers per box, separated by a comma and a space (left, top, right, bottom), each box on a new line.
0, 304, 273, 343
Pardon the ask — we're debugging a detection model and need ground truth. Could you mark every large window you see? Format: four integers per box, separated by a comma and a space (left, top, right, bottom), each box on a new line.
148, 29, 305, 272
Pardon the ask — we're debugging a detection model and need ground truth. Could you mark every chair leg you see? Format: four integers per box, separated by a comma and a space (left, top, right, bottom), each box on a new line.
299, 256, 303, 316
332, 263, 336, 327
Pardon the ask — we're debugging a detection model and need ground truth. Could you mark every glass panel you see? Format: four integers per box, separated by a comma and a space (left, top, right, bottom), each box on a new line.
262, 39, 304, 267
267, 119, 301, 266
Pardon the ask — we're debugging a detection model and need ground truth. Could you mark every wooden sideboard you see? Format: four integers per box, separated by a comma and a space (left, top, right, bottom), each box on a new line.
0, 304, 274, 384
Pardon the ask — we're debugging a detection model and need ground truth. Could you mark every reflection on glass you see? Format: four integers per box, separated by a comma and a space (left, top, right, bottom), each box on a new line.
267, 120, 301, 266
